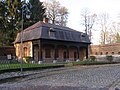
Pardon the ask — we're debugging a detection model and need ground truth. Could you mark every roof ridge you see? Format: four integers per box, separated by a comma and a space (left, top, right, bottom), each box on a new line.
24, 21, 44, 31
23, 21, 81, 33
43, 23, 81, 32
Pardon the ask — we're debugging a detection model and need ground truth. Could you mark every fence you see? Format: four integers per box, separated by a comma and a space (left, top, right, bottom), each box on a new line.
0, 57, 65, 74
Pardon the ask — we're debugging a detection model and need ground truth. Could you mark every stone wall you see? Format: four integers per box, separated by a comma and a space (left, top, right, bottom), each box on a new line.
94, 55, 120, 62
90, 43, 120, 62
90, 43, 120, 55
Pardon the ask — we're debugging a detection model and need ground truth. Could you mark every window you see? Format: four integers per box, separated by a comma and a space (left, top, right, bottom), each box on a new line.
118, 52, 120, 55
74, 52, 77, 60
56, 49, 59, 58
24, 47, 27, 57
49, 28, 55, 38
106, 52, 108, 55
112, 52, 114, 55
100, 52, 103, 55
63, 51, 67, 59
95, 52, 98, 55
49, 31, 55, 37
81, 33, 86, 41
45, 48, 51, 58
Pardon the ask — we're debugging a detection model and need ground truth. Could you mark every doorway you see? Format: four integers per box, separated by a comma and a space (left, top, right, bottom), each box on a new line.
63, 51, 67, 61
33, 45, 39, 63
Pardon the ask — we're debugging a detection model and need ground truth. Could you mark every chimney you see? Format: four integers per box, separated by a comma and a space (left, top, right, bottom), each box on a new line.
43, 17, 49, 23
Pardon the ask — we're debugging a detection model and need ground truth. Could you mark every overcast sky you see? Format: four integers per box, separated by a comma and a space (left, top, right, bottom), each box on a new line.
40, 0, 120, 44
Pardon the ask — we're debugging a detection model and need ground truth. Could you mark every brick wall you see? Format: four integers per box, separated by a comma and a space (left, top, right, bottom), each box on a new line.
90, 43, 120, 55
42, 45, 86, 63
90, 43, 120, 62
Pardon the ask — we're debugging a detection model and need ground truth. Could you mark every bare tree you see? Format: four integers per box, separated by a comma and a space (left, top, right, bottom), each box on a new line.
98, 13, 110, 44
105, 28, 115, 44
43, 0, 68, 26
108, 22, 120, 43
80, 8, 97, 41
57, 6, 68, 26
98, 14, 120, 44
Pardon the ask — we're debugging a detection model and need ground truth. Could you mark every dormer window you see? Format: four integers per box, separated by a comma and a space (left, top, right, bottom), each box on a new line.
82, 34, 85, 37
49, 28, 55, 38
81, 33, 86, 41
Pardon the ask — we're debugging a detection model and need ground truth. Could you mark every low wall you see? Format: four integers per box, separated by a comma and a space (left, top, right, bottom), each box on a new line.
0, 46, 16, 61
94, 55, 120, 62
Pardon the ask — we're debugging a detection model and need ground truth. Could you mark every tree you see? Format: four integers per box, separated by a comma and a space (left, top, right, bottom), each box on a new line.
0, 1, 7, 31
80, 8, 97, 41
115, 32, 120, 43
99, 16, 120, 44
57, 6, 68, 26
24, 0, 46, 29
0, 0, 22, 46
105, 28, 115, 44
43, 0, 68, 26
110, 22, 120, 43
105, 22, 120, 44
98, 13, 110, 44
0, 0, 45, 46
5, 0, 22, 44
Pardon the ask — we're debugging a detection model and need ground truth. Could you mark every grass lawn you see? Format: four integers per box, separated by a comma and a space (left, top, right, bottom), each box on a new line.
74, 61, 118, 65
65, 60, 118, 66
0, 61, 118, 73
0, 63, 64, 72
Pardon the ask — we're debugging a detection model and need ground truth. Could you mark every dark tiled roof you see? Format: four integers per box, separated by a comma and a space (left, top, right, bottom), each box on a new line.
14, 21, 90, 43
24, 21, 44, 31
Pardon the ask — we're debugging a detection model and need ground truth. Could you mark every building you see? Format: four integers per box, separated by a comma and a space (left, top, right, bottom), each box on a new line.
14, 21, 90, 63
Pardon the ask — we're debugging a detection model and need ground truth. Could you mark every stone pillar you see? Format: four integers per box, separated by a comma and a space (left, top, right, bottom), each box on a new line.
66, 46, 69, 62
77, 47, 79, 59
38, 41, 42, 64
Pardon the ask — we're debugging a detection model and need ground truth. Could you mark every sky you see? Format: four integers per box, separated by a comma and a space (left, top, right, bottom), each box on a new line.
40, 0, 120, 44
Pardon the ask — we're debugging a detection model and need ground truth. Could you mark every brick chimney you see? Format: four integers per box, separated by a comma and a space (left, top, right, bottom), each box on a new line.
43, 17, 49, 23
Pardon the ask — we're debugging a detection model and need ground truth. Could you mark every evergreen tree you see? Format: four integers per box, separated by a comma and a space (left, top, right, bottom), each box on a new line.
0, 0, 22, 46
0, 0, 45, 46
0, 1, 7, 46
24, 0, 46, 29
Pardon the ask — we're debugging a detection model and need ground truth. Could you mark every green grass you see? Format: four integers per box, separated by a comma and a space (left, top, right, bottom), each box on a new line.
0, 60, 118, 73
72, 61, 117, 66
64, 60, 118, 67
0, 63, 64, 72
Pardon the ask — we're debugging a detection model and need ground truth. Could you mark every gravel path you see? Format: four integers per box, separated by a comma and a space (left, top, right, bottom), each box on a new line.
0, 64, 120, 90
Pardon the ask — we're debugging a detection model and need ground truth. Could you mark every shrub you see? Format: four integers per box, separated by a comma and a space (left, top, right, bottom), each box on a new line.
90, 56, 96, 61
24, 56, 33, 63
106, 55, 113, 62
65, 62, 73, 67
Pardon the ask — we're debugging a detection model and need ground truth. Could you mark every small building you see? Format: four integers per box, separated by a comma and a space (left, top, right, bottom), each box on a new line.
14, 21, 90, 63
